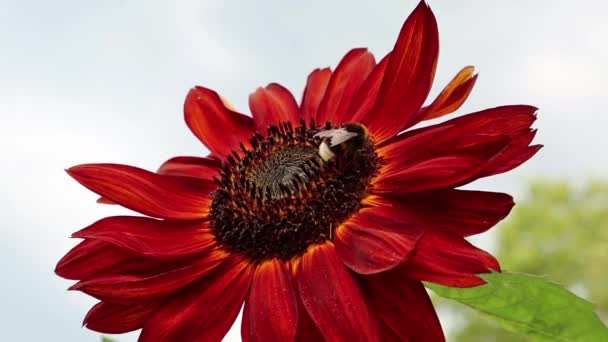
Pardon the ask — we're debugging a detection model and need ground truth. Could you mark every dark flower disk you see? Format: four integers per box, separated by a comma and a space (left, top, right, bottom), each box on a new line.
56, 1, 541, 341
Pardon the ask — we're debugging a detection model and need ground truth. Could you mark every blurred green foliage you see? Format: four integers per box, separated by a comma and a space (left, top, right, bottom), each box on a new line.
447, 180, 608, 341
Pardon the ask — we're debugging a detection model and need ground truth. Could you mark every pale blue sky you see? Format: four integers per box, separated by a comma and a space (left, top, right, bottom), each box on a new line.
1, 0, 607, 341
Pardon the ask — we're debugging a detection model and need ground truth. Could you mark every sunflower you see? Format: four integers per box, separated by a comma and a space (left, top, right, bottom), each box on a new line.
56, 1, 540, 341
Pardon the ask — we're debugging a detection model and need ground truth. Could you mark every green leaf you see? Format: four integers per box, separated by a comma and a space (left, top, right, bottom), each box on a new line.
427, 272, 608, 342
101, 337, 117, 342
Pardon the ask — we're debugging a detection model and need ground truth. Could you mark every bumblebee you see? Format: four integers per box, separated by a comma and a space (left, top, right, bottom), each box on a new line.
314, 123, 369, 162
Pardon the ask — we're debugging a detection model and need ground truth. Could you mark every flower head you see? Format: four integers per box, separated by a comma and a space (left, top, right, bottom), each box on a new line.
56, 2, 540, 341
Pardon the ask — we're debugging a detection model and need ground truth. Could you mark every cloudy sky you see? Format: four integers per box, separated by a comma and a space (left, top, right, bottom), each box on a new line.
1, 0, 606, 341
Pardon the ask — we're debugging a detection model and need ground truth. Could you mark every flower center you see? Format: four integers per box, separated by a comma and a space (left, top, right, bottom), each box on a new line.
209, 120, 379, 261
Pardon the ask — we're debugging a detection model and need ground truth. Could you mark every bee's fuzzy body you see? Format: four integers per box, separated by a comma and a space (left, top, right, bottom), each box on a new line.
314, 123, 370, 162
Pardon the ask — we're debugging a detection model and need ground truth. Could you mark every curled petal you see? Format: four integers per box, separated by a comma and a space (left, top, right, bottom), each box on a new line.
185, 86, 255, 159
72, 216, 215, 258
55, 239, 133, 280
491, 144, 542, 175
479, 129, 542, 177
242, 259, 298, 342
250, 83, 301, 133
404, 231, 500, 287
157, 156, 221, 179
364, 189, 514, 236
70, 249, 228, 303
297, 243, 380, 342
67, 163, 215, 220
55, 239, 182, 281
300, 68, 332, 124
139, 256, 253, 342
84, 300, 160, 334
96, 197, 115, 205
335, 208, 422, 274
418, 66, 478, 121
365, 274, 445, 342
316, 48, 376, 124
361, 2, 439, 141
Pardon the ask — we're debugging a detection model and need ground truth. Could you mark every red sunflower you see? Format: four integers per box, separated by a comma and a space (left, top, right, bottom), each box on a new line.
56, 1, 541, 341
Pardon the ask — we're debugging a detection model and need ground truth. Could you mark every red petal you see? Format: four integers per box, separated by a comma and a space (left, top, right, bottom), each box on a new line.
377, 105, 539, 185
67, 163, 215, 220
417, 66, 478, 121
334, 208, 422, 274
374, 135, 511, 194
378, 124, 453, 165
489, 143, 542, 176
364, 189, 514, 236
56, 239, 196, 282
479, 130, 542, 177
316, 48, 376, 124
365, 274, 445, 342
296, 243, 380, 342
349, 53, 390, 123
242, 259, 297, 342
84, 300, 160, 334
55, 239, 133, 280
294, 291, 324, 342
379, 104, 538, 150
300, 68, 332, 124
157, 156, 221, 179
185, 86, 255, 159
96, 197, 115, 205
379, 113, 521, 168
249, 83, 301, 133
72, 216, 215, 258
361, 2, 439, 141
385, 105, 540, 179
292, 259, 324, 342
447, 105, 538, 137
404, 231, 500, 287
139, 257, 253, 342
70, 249, 228, 303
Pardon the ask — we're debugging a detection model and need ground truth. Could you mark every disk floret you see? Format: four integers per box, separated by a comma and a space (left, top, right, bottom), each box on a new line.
210, 120, 379, 261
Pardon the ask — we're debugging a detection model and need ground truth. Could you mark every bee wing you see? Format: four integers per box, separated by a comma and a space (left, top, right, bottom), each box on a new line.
314, 128, 358, 147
